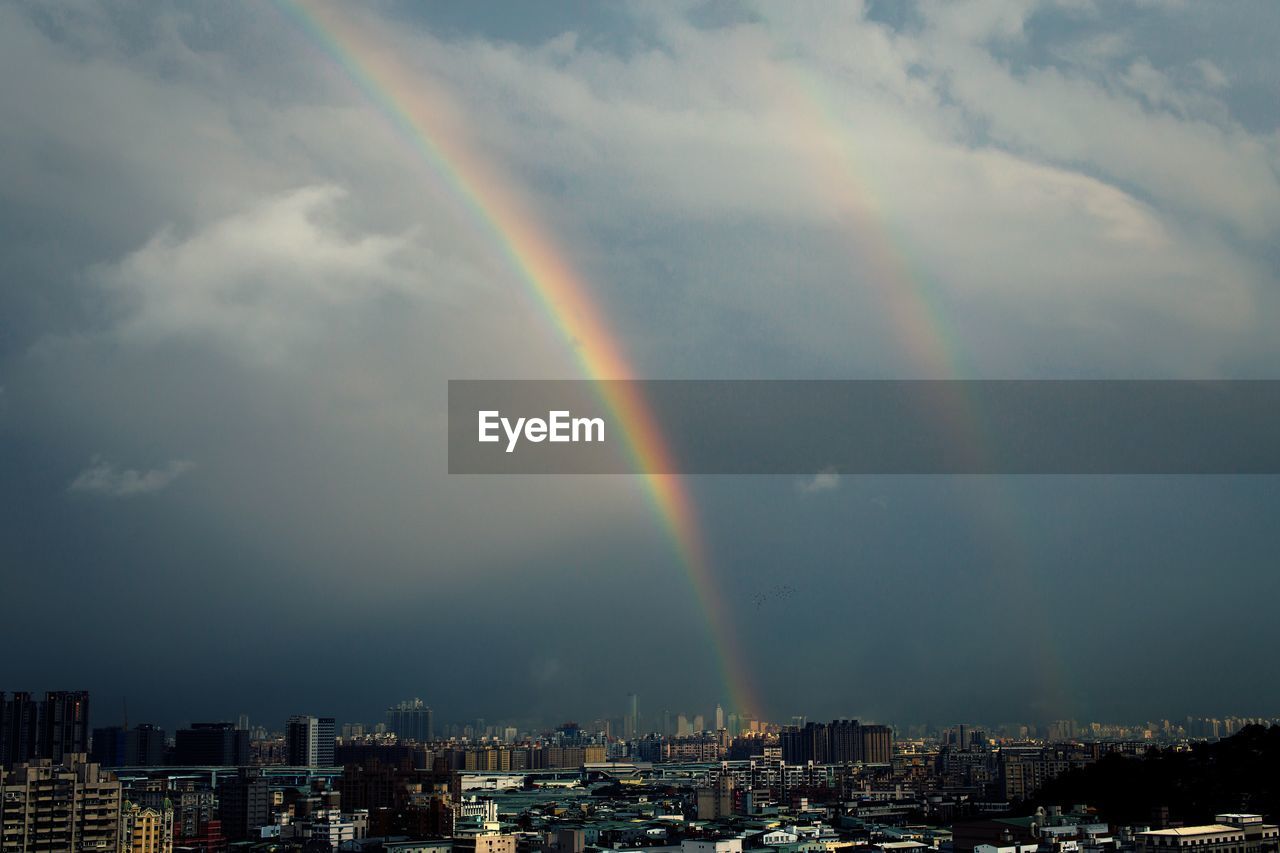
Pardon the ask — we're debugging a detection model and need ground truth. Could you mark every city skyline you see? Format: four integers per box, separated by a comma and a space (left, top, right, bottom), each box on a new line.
7, 688, 1277, 745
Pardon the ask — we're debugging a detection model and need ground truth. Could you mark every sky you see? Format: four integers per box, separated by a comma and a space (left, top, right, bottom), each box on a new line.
1, 0, 1279, 735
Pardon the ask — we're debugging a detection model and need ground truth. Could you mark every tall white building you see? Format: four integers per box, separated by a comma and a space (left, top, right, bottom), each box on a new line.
285, 715, 335, 766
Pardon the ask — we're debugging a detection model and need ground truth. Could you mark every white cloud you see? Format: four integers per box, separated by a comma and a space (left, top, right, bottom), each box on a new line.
69, 457, 195, 497
98, 186, 414, 363
798, 467, 841, 494
1192, 58, 1229, 90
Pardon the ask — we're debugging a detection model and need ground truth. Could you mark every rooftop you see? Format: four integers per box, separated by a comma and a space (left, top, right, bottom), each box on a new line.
1140, 826, 1241, 837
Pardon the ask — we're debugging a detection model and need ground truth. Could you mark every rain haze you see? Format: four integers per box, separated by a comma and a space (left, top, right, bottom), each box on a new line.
2, 0, 1280, 733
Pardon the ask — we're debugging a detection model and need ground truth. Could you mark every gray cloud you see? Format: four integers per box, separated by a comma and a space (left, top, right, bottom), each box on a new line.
68, 457, 195, 497
2, 0, 1278, 729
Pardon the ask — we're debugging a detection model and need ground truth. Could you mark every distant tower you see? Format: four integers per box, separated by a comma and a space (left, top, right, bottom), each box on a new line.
385, 698, 433, 743
715, 704, 725, 731
624, 693, 639, 740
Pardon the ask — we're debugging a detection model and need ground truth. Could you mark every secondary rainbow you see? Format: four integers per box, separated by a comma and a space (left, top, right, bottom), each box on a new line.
759, 28, 1072, 710
276, 0, 761, 720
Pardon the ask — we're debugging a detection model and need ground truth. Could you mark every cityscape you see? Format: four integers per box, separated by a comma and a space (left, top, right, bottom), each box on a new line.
3, 689, 1280, 852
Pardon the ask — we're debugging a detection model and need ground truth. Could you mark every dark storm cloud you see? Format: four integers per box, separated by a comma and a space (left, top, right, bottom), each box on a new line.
1, 0, 1279, 732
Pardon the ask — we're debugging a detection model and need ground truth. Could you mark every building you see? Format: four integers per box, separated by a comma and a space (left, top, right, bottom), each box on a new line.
1, 690, 91, 766
861, 725, 893, 764
286, 715, 337, 766
178, 816, 228, 852
625, 694, 639, 740
386, 699, 434, 743
682, 839, 744, 853
454, 834, 517, 853
121, 800, 175, 853
999, 746, 1095, 801
1214, 816, 1280, 853
174, 789, 218, 842
0, 692, 40, 767
1137, 826, 1248, 853
217, 767, 270, 841
780, 719, 894, 766
0, 754, 122, 852
278, 808, 362, 848
174, 722, 250, 766
696, 776, 736, 819
91, 723, 166, 767
38, 691, 91, 764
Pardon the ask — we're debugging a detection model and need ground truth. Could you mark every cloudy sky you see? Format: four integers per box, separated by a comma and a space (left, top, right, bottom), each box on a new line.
2, 0, 1279, 734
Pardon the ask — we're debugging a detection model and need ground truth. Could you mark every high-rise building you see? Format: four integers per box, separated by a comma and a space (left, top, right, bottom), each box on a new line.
318, 717, 335, 764
625, 694, 639, 740
0, 754, 122, 851
828, 719, 861, 763
121, 800, 175, 853
860, 724, 893, 764
286, 715, 336, 766
386, 698, 434, 743
0, 691, 40, 767
715, 704, 725, 731
781, 721, 831, 764
91, 723, 166, 767
779, 719, 894, 765
174, 722, 250, 766
38, 691, 90, 763
217, 767, 270, 840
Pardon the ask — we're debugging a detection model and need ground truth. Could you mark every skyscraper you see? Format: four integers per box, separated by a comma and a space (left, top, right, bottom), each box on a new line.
286, 715, 336, 766
714, 704, 725, 731
624, 693, 639, 740
860, 724, 893, 764
386, 698, 434, 742
38, 690, 90, 763
828, 719, 861, 763
0, 691, 40, 767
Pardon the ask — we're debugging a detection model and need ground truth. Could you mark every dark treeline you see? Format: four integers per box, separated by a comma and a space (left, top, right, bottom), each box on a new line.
1029, 724, 1280, 824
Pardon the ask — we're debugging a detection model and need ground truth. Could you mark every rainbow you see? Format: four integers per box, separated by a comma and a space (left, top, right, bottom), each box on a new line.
276, 0, 761, 720
759, 27, 1072, 714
